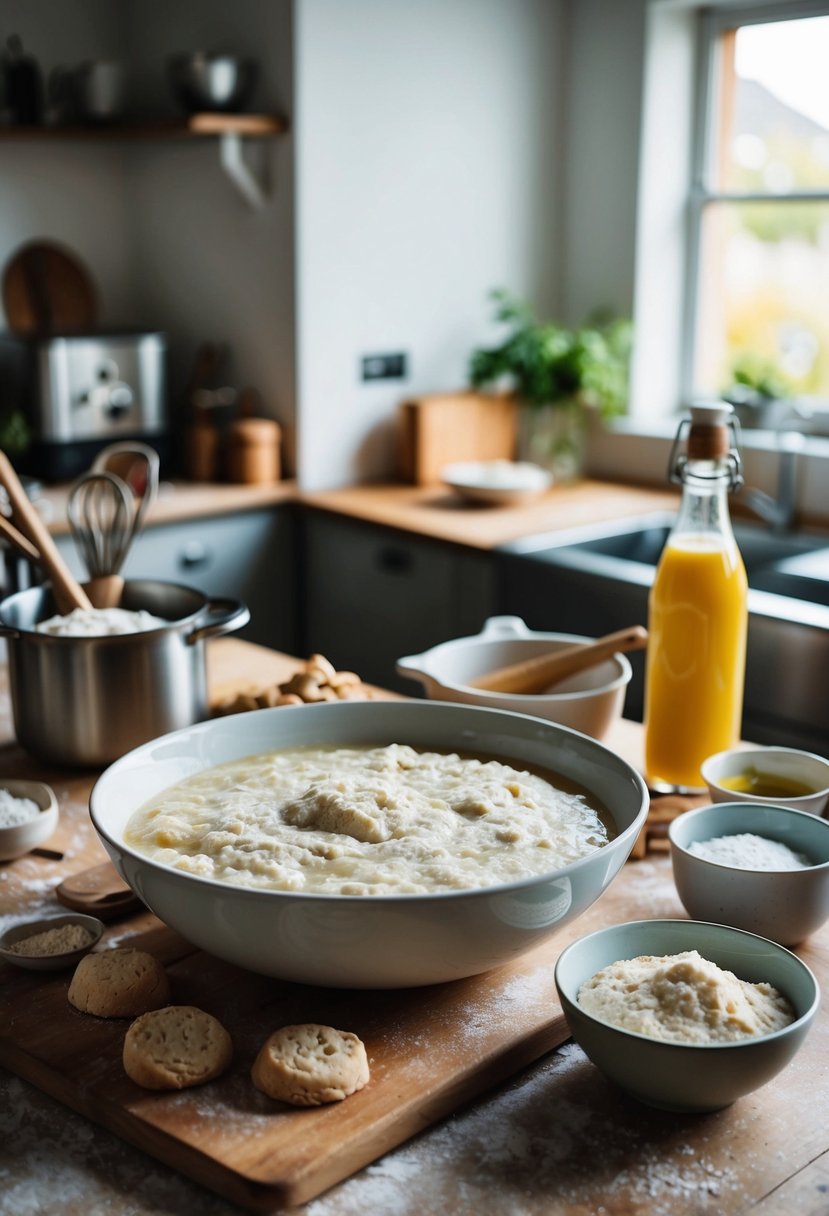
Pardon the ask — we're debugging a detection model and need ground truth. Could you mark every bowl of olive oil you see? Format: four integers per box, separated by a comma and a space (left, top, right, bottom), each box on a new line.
702, 747, 829, 817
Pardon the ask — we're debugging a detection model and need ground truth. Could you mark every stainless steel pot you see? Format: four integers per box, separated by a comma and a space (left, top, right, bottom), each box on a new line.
0, 580, 249, 767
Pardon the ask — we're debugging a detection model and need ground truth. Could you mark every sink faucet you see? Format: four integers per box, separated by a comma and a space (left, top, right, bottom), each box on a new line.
739, 430, 805, 533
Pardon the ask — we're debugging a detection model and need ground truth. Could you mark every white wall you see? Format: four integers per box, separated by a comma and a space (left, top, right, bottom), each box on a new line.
558, 0, 649, 326
294, 0, 565, 489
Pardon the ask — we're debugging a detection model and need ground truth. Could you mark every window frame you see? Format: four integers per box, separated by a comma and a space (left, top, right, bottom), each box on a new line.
682, 0, 829, 407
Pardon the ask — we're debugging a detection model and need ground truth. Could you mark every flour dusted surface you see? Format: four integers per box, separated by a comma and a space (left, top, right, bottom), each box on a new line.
125, 743, 611, 895
578, 950, 795, 1044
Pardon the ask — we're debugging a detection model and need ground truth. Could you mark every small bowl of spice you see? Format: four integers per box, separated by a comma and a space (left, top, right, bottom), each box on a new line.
701, 746, 829, 817
554, 918, 819, 1113
0, 780, 59, 861
669, 801, 829, 946
0, 913, 104, 970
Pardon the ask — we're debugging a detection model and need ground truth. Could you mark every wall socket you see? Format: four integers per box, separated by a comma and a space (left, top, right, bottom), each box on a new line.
361, 352, 408, 381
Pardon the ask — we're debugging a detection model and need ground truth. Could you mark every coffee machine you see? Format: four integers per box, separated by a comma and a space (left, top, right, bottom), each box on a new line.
0, 330, 169, 482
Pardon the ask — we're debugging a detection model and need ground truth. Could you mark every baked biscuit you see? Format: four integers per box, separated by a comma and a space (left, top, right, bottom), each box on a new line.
68, 948, 170, 1018
123, 1005, 233, 1090
251, 1023, 369, 1106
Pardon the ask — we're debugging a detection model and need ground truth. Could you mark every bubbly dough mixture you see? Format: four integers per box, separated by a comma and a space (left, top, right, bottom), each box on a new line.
124, 743, 612, 895
37, 607, 165, 637
578, 950, 795, 1044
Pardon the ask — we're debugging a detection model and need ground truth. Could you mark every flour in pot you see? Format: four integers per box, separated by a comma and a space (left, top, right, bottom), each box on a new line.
124, 744, 613, 895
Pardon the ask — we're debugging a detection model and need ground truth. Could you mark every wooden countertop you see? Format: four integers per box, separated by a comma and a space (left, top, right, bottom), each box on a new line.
1, 639, 827, 1214
300, 480, 680, 549
33, 476, 679, 550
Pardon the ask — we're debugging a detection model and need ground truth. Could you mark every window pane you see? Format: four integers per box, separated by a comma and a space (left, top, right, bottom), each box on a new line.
694, 199, 829, 399
716, 16, 829, 192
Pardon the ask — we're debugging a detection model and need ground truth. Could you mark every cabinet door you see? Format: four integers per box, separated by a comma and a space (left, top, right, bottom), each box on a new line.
303, 513, 495, 692
55, 507, 296, 651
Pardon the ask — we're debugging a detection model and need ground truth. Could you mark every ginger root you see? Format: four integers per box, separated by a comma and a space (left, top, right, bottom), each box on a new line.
212, 654, 368, 717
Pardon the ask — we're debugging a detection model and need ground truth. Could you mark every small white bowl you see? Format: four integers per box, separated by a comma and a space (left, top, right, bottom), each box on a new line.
0, 913, 104, 970
397, 616, 632, 740
441, 460, 553, 505
701, 747, 829, 817
669, 801, 829, 945
0, 780, 59, 861
554, 918, 819, 1113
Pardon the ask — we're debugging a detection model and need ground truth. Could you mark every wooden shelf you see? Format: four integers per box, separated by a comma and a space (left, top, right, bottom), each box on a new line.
0, 113, 287, 140
0, 113, 288, 206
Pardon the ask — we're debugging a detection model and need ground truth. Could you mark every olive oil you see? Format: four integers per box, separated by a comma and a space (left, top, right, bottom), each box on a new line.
720, 770, 815, 799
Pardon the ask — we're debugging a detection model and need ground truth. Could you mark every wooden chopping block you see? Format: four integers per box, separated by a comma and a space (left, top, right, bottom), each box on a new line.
398, 390, 517, 484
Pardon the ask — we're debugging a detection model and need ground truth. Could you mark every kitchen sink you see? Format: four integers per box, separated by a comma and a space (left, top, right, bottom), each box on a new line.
497, 513, 829, 756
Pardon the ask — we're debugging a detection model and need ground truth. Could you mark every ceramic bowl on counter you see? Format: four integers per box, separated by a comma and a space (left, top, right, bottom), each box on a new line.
701, 746, 829, 817
0, 913, 103, 971
441, 460, 553, 505
669, 802, 829, 946
396, 616, 632, 740
0, 780, 58, 861
90, 700, 649, 989
554, 918, 819, 1113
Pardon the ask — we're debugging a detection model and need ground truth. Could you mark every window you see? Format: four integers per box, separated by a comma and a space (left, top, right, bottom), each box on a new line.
687, 3, 829, 411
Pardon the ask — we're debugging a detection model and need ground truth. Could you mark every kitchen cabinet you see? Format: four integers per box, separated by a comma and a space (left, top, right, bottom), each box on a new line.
301, 511, 496, 692
54, 505, 296, 651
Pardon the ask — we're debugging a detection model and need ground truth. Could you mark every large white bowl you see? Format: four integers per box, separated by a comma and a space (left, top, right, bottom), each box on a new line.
90, 701, 649, 988
397, 616, 633, 741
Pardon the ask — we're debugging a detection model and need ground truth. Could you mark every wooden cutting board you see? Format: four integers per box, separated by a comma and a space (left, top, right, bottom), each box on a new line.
397, 391, 517, 485
0, 875, 652, 1212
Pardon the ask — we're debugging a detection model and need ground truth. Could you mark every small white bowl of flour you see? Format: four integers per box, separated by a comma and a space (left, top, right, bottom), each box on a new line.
0, 780, 59, 860
669, 801, 829, 946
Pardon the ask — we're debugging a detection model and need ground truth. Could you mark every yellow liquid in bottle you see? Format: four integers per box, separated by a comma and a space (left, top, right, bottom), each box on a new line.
644, 535, 748, 791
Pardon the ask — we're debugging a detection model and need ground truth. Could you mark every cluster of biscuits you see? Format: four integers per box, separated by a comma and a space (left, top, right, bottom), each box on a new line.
212, 653, 369, 717
68, 947, 369, 1105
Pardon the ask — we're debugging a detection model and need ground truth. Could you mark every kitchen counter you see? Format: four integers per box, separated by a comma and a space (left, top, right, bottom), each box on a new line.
2, 639, 828, 1215
32, 475, 679, 548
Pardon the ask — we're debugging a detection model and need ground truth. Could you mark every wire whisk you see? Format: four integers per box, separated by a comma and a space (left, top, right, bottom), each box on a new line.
67, 471, 135, 579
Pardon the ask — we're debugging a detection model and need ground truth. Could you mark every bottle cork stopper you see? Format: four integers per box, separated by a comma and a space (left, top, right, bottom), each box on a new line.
687, 402, 733, 461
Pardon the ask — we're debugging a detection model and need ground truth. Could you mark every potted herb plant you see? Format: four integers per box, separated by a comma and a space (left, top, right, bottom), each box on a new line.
469, 289, 633, 479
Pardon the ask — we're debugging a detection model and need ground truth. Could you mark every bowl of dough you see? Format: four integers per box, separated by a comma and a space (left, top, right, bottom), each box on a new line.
669, 801, 829, 946
396, 616, 632, 741
554, 918, 819, 1113
90, 700, 649, 988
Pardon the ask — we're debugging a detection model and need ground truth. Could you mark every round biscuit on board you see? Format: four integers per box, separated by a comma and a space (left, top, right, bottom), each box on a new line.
68, 948, 170, 1018
123, 1005, 233, 1090
251, 1023, 370, 1106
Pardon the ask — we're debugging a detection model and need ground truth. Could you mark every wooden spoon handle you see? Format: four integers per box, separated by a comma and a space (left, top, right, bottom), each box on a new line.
470, 625, 649, 694
0, 451, 91, 614
0, 513, 40, 562
84, 575, 125, 609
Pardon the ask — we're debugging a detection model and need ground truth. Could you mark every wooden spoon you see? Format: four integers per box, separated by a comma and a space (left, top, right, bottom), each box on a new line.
0, 513, 40, 563
469, 625, 649, 694
56, 862, 141, 921
0, 450, 92, 614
